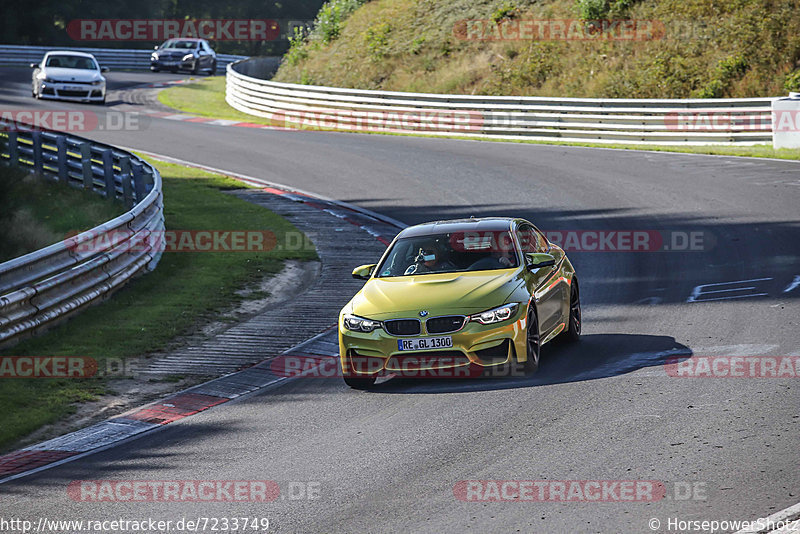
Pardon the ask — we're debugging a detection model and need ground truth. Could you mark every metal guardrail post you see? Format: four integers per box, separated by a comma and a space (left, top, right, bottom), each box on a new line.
31, 131, 43, 174
7, 132, 18, 165
56, 135, 68, 183
80, 142, 93, 190
119, 156, 134, 208
143, 165, 154, 193
101, 149, 115, 199
132, 161, 145, 202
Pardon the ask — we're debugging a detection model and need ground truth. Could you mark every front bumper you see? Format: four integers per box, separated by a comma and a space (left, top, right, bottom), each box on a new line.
151, 57, 195, 70
38, 81, 105, 102
338, 309, 528, 378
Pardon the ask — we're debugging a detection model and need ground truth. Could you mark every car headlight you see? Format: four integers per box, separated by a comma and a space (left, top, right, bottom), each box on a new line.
470, 303, 519, 325
183, 54, 194, 61
151, 53, 158, 60
343, 314, 382, 333
91, 80, 103, 86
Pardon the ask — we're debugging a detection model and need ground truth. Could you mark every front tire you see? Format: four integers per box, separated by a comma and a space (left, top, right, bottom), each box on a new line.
523, 306, 540, 374
208, 60, 217, 75
343, 374, 376, 390
560, 279, 581, 343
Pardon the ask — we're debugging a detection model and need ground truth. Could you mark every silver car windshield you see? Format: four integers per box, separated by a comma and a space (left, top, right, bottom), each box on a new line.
376, 232, 519, 277
45, 55, 98, 70
161, 40, 199, 49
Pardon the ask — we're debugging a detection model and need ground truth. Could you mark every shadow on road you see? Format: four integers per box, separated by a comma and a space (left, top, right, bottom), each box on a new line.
371, 333, 690, 394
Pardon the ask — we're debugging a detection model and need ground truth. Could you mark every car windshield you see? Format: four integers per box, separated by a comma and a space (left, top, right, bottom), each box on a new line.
45, 55, 97, 70
376, 231, 519, 277
161, 40, 199, 49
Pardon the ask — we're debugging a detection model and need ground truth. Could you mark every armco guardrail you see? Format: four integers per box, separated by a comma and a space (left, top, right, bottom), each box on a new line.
0, 128, 164, 346
0, 44, 246, 71
226, 58, 776, 145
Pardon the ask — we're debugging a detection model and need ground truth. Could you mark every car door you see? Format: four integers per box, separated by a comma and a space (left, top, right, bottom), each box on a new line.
517, 223, 563, 336
200, 42, 212, 68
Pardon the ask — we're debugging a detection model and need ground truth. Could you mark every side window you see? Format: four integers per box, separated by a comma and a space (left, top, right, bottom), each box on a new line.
533, 226, 549, 252
516, 224, 540, 254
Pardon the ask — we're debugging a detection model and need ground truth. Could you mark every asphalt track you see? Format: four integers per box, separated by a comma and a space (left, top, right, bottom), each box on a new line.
1, 67, 799, 532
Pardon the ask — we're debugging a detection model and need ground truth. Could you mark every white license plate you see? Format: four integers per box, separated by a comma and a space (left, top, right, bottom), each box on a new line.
61, 86, 84, 92
397, 336, 453, 351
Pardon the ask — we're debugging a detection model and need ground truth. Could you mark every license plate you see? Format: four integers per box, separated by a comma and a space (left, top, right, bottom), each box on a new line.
397, 336, 453, 351
61, 85, 84, 92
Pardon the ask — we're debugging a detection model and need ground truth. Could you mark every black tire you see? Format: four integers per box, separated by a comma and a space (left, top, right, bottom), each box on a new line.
191, 61, 199, 75
32, 83, 38, 98
560, 278, 581, 343
151, 67, 160, 72
208, 60, 217, 75
343, 374, 376, 390
523, 306, 540, 374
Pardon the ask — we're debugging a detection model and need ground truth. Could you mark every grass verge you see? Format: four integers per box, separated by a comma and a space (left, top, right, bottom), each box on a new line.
0, 167, 125, 262
0, 159, 317, 452
158, 76, 266, 123
158, 76, 800, 161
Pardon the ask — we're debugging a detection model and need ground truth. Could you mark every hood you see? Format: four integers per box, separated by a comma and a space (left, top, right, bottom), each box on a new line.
156, 49, 195, 58
349, 269, 524, 320
42, 67, 102, 83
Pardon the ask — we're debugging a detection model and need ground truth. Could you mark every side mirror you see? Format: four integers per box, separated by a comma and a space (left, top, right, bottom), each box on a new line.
100, 66, 109, 73
154, 45, 160, 50
526, 253, 556, 270
352, 264, 376, 280
29, 63, 38, 69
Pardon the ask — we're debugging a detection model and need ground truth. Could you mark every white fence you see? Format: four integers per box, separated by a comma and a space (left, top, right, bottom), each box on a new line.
226, 58, 776, 145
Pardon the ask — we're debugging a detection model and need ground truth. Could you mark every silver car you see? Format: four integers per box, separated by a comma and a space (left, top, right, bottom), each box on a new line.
31, 51, 108, 104
150, 38, 217, 74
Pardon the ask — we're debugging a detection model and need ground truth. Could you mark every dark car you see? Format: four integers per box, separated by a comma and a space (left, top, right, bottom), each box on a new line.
150, 38, 217, 74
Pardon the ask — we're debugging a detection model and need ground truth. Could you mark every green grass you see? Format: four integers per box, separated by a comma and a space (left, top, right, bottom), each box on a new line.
158, 78, 800, 160
158, 76, 270, 123
0, 167, 125, 262
0, 159, 317, 452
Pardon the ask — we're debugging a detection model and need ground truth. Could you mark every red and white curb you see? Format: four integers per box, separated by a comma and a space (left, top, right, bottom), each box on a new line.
138, 110, 293, 131
0, 326, 339, 484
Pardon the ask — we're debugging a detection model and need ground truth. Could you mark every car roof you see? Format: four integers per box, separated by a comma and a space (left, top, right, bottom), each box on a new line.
396, 217, 519, 238
164, 38, 206, 42
45, 51, 97, 58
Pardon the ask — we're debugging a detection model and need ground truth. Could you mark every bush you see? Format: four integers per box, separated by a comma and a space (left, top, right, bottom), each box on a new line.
784, 69, 800, 92
492, 1, 519, 23
576, 0, 638, 20
576, 0, 609, 20
695, 55, 749, 98
364, 22, 392, 59
312, 0, 367, 44
284, 27, 309, 67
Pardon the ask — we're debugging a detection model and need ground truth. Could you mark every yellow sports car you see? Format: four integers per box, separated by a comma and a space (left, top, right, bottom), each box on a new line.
339, 217, 581, 389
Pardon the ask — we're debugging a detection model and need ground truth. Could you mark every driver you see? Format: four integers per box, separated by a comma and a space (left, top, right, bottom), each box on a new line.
404, 244, 455, 275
